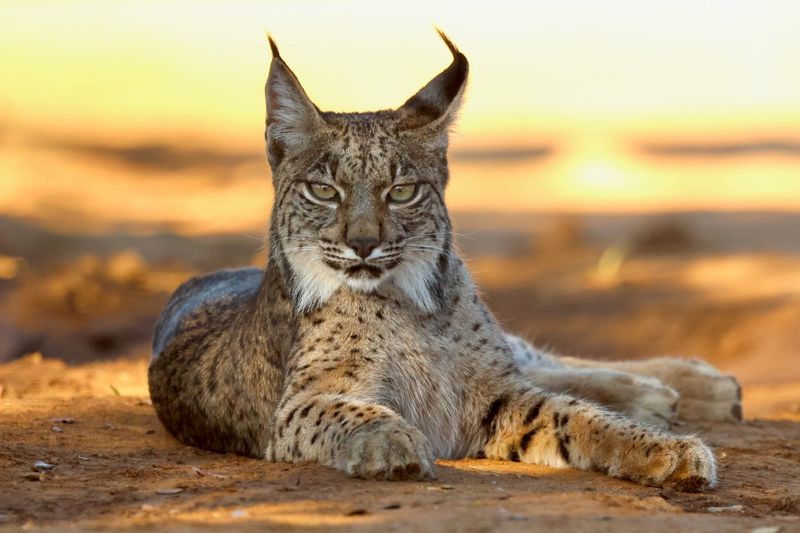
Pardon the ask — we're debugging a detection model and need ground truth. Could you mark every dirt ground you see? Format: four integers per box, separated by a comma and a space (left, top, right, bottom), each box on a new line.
1, 214, 800, 531
0, 356, 798, 532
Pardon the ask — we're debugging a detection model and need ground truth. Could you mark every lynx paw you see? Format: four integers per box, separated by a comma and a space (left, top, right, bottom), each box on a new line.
338, 422, 436, 481
621, 434, 717, 491
664, 436, 717, 491
656, 359, 742, 423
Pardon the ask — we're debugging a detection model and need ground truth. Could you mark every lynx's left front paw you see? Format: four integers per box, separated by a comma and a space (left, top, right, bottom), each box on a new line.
664, 436, 718, 491
615, 434, 717, 491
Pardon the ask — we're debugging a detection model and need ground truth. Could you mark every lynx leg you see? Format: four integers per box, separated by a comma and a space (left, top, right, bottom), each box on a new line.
521, 367, 679, 429
475, 387, 716, 491
268, 391, 436, 481
557, 356, 742, 422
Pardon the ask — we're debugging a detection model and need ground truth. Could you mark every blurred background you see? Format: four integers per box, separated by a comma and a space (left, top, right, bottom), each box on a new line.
0, 0, 798, 416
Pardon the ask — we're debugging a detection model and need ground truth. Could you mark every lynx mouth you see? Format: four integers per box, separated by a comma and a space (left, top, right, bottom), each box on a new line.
345, 264, 384, 278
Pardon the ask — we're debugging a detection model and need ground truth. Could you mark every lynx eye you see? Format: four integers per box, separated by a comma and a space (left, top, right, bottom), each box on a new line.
388, 184, 418, 204
307, 182, 338, 202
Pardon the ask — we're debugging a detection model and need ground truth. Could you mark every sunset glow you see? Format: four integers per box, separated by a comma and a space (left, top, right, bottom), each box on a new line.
1, 0, 799, 232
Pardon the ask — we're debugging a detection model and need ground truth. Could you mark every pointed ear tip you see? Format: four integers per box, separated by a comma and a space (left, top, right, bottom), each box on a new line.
267, 34, 281, 59
434, 28, 460, 56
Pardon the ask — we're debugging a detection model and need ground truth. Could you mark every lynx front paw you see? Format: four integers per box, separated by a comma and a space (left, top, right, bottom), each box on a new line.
664, 436, 717, 492
337, 422, 436, 481
617, 434, 717, 491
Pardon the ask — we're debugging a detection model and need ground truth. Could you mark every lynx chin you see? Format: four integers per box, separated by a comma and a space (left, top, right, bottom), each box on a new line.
149, 31, 742, 490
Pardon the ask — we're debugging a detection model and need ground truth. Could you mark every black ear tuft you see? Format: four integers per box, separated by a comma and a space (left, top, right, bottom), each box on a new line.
264, 38, 324, 168
435, 28, 459, 58
398, 30, 469, 133
267, 34, 281, 59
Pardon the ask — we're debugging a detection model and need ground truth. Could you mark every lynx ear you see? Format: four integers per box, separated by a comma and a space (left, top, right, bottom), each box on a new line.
265, 36, 325, 167
398, 30, 469, 148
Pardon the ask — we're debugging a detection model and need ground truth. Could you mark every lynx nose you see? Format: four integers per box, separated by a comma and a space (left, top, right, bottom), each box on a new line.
347, 236, 379, 259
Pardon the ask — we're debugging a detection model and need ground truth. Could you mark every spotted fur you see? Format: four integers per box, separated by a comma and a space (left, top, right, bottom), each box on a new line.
149, 32, 741, 490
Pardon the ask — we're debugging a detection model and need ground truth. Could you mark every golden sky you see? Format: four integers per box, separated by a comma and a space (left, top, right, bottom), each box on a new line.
3, 0, 800, 142
1, 0, 799, 228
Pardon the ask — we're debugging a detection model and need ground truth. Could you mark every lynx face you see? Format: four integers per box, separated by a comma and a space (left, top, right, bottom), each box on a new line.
265, 33, 468, 312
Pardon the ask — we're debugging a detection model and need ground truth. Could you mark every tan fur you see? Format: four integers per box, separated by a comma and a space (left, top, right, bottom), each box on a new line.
149, 33, 741, 491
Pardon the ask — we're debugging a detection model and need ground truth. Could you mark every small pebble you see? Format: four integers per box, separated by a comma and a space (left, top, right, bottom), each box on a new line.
707, 504, 744, 513
32, 461, 54, 472
752, 527, 781, 533
52, 418, 74, 424
155, 488, 183, 495
425, 484, 455, 491
22, 472, 43, 482
50, 426, 63, 433
191, 466, 228, 479
344, 509, 368, 516
230, 509, 249, 518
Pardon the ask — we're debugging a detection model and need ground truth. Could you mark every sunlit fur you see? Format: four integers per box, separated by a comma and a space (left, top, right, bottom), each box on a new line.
149, 33, 741, 489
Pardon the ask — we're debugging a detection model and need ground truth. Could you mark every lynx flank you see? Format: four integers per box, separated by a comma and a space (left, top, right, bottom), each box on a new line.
149, 32, 741, 490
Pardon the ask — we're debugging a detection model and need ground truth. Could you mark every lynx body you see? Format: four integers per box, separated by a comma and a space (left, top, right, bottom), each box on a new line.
149, 33, 741, 488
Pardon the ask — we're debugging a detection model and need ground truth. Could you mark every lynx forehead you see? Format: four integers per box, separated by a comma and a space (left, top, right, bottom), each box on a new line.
265, 32, 465, 312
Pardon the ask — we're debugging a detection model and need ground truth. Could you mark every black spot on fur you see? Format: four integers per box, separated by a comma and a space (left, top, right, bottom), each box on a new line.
523, 400, 544, 426
557, 436, 571, 464
300, 402, 314, 418
481, 396, 508, 438
519, 429, 537, 452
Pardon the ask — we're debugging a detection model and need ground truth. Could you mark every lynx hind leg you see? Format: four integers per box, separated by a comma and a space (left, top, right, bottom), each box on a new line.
558, 356, 743, 423
507, 334, 679, 429
521, 367, 679, 430
480, 389, 716, 491
505, 333, 563, 369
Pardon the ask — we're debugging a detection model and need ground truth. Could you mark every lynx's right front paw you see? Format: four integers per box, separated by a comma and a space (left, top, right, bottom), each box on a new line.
337, 421, 436, 481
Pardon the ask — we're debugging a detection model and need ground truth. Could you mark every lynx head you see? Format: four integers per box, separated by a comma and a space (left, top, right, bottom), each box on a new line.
265, 31, 468, 313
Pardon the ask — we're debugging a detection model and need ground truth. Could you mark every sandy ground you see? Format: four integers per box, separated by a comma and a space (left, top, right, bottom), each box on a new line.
1, 215, 800, 531
0, 356, 798, 532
